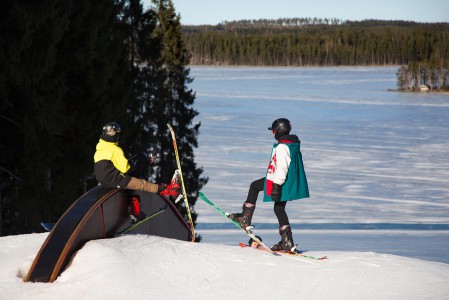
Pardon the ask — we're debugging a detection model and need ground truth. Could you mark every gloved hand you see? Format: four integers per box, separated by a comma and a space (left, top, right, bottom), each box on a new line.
271, 183, 282, 202
158, 182, 181, 197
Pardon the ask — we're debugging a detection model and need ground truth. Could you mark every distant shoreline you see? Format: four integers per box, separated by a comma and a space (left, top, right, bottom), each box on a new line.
190, 64, 400, 68
388, 88, 449, 94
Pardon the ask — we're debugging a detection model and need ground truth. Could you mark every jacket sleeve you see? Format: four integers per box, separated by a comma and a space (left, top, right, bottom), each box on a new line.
111, 147, 131, 174
271, 144, 291, 185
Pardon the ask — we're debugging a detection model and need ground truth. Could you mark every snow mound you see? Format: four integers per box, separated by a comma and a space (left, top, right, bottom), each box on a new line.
1, 233, 449, 300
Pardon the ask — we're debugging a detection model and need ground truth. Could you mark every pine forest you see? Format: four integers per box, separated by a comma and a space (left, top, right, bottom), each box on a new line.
182, 19, 449, 91
0, 0, 207, 236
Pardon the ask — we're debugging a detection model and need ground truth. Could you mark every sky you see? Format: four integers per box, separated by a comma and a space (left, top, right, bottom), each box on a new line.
142, 0, 449, 25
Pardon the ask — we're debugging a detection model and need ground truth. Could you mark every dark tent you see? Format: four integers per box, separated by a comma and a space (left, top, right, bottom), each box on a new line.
24, 186, 192, 283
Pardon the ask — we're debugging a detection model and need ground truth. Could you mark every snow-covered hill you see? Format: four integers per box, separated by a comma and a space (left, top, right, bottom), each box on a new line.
1, 233, 448, 300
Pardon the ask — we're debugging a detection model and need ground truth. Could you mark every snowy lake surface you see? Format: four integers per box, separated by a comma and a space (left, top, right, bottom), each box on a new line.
188, 66, 449, 264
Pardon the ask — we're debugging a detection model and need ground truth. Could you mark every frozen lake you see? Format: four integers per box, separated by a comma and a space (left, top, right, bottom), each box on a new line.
188, 66, 449, 263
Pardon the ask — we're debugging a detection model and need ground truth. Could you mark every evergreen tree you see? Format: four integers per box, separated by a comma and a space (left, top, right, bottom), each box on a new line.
0, 0, 133, 234
0, 0, 72, 234
52, 0, 133, 206
119, 0, 160, 154
147, 0, 207, 238
1, 0, 207, 236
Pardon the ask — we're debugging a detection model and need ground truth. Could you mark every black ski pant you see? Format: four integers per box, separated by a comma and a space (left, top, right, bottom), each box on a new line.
245, 177, 290, 227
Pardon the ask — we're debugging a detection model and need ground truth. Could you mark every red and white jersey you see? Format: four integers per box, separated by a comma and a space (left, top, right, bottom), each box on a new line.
263, 135, 310, 202
266, 143, 291, 185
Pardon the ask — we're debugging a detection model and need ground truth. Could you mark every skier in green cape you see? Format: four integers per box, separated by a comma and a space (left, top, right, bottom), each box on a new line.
229, 118, 309, 251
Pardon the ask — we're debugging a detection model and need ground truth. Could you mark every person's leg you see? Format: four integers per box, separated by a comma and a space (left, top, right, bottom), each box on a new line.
273, 201, 289, 226
126, 177, 180, 196
126, 177, 159, 193
229, 177, 264, 228
245, 177, 265, 205
272, 201, 295, 251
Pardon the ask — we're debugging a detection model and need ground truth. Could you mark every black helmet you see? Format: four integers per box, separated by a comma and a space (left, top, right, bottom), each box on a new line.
143, 143, 160, 165
268, 118, 291, 140
100, 122, 121, 142
248, 235, 262, 246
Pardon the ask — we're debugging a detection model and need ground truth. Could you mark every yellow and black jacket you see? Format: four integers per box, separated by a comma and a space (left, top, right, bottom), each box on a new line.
94, 139, 131, 188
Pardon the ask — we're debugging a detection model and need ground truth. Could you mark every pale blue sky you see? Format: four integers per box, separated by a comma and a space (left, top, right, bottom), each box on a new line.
142, 0, 449, 25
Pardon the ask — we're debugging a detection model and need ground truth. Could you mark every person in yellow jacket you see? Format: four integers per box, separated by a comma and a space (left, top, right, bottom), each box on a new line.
94, 122, 178, 195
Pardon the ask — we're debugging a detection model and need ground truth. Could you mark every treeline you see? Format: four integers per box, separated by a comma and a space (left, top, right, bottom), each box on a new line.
397, 60, 449, 91
181, 19, 449, 66
0, 0, 207, 236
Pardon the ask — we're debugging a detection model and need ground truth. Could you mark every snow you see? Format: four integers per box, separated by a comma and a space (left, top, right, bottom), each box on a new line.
1, 67, 448, 299
1, 233, 449, 300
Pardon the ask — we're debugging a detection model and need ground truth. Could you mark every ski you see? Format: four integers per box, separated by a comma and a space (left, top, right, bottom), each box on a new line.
279, 251, 328, 260
239, 242, 328, 260
167, 124, 195, 242
199, 192, 278, 255
119, 205, 168, 234
41, 222, 55, 232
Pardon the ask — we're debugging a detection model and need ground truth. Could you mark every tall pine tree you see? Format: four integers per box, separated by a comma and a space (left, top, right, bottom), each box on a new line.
0, 0, 133, 234
0, 0, 72, 234
133, 0, 207, 239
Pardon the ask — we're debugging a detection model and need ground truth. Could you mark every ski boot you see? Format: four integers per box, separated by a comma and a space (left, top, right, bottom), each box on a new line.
228, 203, 255, 229
271, 225, 295, 252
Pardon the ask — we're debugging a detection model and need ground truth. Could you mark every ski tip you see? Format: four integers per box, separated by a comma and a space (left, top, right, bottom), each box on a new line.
40, 222, 55, 232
